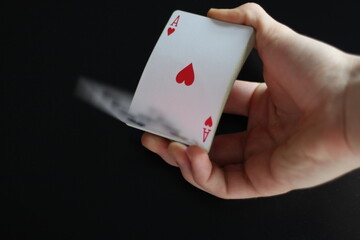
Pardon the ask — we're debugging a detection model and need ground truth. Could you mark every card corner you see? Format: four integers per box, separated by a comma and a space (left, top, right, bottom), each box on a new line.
172, 9, 183, 15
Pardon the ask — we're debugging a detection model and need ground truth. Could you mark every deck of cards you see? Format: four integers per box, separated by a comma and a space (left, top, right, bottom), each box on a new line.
77, 10, 254, 152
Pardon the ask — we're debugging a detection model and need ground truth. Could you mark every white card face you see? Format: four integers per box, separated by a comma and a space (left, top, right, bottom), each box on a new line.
127, 10, 254, 151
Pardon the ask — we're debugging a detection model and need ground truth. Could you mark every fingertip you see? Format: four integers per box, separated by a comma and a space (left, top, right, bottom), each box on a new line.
186, 145, 207, 158
207, 8, 220, 16
141, 132, 153, 149
186, 146, 213, 184
141, 132, 161, 151
141, 132, 151, 146
168, 142, 188, 164
207, 8, 230, 20
207, 8, 217, 12
141, 133, 179, 167
168, 142, 194, 178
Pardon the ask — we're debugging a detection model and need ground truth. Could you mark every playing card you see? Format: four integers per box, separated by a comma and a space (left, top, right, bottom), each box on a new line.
127, 10, 255, 151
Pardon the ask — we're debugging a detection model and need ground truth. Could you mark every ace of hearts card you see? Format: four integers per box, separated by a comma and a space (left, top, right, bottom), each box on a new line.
127, 10, 255, 152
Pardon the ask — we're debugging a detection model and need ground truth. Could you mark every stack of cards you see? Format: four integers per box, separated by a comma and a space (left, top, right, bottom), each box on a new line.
77, 10, 254, 152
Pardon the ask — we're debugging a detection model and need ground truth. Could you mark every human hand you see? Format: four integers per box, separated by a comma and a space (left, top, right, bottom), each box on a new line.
142, 3, 360, 199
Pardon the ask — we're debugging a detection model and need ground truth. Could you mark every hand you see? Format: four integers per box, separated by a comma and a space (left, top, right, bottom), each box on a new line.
141, 3, 360, 199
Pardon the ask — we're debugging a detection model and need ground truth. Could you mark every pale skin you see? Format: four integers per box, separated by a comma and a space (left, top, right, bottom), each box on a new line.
141, 3, 360, 199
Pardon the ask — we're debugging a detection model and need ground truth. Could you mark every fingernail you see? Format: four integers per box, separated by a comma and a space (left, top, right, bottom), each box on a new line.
208, 8, 219, 13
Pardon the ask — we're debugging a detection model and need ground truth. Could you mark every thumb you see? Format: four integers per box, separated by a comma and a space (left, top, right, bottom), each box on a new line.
207, 3, 275, 32
207, 3, 292, 51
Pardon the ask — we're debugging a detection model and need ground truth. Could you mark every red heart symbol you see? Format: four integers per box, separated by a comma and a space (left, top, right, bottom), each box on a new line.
176, 63, 194, 86
204, 117, 213, 127
167, 27, 175, 36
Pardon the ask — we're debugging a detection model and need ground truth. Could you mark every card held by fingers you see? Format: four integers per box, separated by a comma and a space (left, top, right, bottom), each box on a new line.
127, 10, 255, 152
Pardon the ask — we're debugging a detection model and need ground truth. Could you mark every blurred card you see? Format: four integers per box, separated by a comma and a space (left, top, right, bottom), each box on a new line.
76, 77, 186, 140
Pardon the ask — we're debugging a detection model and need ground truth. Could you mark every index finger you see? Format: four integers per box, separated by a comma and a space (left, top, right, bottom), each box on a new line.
224, 80, 260, 116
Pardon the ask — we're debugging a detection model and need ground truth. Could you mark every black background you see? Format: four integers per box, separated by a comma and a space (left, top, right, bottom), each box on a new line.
2, 0, 360, 239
